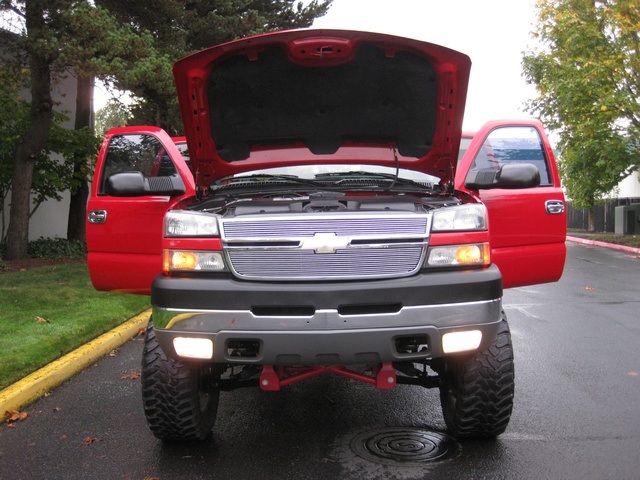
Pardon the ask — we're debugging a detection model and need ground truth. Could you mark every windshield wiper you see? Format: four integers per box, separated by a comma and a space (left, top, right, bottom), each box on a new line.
315, 171, 433, 191
210, 172, 433, 197
218, 173, 326, 186
210, 174, 329, 195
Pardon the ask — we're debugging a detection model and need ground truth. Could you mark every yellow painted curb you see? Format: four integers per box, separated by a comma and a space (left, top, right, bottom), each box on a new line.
0, 309, 151, 420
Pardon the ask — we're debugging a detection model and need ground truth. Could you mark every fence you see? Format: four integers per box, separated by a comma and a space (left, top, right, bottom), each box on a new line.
566, 198, 640, 232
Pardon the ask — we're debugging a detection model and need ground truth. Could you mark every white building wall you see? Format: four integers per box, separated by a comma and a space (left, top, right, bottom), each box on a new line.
616, 171, 640, 198
1, 71, 77, 241
26, 170, 72, 240
27, 73, 77, 240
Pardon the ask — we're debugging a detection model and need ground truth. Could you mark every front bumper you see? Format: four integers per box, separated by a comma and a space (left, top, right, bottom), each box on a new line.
151, 266, 503, 365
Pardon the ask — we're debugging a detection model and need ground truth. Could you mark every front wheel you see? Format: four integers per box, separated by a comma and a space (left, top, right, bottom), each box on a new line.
437, 315, 515, 439
141, 321, 219, 442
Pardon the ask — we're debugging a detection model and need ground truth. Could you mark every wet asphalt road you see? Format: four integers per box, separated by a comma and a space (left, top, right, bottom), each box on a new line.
1, 242, 639, 480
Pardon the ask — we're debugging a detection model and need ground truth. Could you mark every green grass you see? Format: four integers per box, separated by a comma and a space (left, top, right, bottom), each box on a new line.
568, 230, 640, 248
0, 262, 150, 390
588, 233, 640, 247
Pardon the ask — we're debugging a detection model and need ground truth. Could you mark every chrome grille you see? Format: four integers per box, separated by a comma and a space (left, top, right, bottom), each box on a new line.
227, 247, 424, 280
222, 216, 428, 238
220, 213, 430, 281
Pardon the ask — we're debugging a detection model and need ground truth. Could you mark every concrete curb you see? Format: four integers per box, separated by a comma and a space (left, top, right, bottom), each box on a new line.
566, 236, 640, 256
0, 309, 151, 421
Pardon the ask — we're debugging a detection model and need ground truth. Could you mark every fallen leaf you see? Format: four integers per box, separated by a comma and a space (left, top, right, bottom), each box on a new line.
137, 327, 146, 336
4, 410, 28, 423
120, 371, 141, 380
35, 316, 51, 324
82, 436, 97, 445
585, 286, 595, 291
108, 349, 118, 357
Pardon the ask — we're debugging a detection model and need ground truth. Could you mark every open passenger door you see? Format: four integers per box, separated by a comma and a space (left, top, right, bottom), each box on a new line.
455, 120, 566, 288
86, 126, 195, 294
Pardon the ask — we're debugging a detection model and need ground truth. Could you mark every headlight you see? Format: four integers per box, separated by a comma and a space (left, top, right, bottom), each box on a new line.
432, 204, 487, 231
164, 211, 219, 237
163, 250, 226, 272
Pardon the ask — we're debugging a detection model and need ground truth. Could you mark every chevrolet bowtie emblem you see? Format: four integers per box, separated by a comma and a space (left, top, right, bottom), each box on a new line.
301, 233, 350, 254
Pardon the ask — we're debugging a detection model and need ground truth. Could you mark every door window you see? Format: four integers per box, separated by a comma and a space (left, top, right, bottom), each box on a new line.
470, 126, 552, 186
99, 134, 177, 194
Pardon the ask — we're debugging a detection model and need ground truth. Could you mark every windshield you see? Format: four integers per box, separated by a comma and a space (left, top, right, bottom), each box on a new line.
458, 136, 472, 164
175, 142, 189, 162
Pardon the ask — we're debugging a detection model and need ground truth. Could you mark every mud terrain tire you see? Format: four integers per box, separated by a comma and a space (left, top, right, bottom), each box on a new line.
141, 321, 219, 441
438, 315, 515, 439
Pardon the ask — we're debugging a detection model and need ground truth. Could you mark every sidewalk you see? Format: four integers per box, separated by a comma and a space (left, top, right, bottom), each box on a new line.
2, 236, 639, 420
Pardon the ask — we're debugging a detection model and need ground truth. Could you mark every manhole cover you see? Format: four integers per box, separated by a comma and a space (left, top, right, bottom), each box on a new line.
350, 427, 459, 466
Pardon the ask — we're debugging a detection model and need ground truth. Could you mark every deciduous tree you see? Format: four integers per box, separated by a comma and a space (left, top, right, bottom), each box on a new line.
523, 0, 640, 230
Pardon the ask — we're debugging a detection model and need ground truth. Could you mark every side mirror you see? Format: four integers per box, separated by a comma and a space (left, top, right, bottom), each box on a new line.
464, 163, 541, 190
105, 171, 186, 197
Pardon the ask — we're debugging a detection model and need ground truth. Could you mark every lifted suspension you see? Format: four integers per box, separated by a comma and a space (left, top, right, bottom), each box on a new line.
215, 362, 441, 391
259, 363, 399, 391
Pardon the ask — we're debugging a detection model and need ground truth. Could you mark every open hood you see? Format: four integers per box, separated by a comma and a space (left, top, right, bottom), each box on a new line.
173, 29, 471, 188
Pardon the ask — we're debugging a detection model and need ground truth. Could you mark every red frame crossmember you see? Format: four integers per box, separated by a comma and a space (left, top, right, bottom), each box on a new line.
259, 362, 396, 391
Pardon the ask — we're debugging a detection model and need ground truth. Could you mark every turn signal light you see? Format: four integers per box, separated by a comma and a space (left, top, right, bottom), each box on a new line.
170, 251, 198, 270
455, 245, 484, 264
426, 243, 490, 267
163, 250, 226, 273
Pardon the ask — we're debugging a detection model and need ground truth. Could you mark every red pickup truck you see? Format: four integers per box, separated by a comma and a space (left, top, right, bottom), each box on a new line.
86, 29, 566, 442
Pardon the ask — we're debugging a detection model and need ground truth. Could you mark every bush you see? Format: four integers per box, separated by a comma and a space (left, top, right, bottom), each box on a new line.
27, 237, 87, 260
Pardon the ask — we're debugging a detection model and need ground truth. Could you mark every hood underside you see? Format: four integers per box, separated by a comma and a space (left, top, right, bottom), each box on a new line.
173, 29, 471, 188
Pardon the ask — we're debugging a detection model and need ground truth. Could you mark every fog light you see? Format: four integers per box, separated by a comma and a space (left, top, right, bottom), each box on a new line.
173, 337, 213, 359
442, 330, 482, 353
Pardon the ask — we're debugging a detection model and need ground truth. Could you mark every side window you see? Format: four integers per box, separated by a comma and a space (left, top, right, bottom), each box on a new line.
99, 134, 177, 194
471, 127, 552, 186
